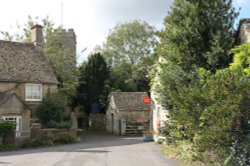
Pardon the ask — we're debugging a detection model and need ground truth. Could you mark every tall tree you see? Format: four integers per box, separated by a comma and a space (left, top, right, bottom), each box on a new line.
154, 0, 240, 163
157, 0, 238, 72
77, 53, 109, 113
101, 20, 157, 92
156, 0, 239, 108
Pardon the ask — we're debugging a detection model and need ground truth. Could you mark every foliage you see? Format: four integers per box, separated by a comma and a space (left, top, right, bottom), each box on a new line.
0, 144, 18, 151
46, 120, 71, 129
156, 1, 240, 164
102, 19, 157, 66
160, 69, 250, 164
0, 121, 16, 137
31, 132, 54, 147
101, 20, 157, 92
36, 93, 68, 127
157, 0, 238, 73
53, 132, 76, 144
229, 43, 250, 75
76, 53, 109, 113
31, 131, 76, 147
224, 138, 250, 166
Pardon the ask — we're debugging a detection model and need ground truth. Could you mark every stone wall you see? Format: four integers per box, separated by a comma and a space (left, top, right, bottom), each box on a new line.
240, 20, 250, 44
119, 110, 150, 126
88, 113, 106, 131
106, 108, 150, 135
0, 82, 57, 105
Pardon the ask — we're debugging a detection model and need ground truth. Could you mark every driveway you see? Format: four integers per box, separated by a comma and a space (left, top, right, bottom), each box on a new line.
0, 132, 179, 166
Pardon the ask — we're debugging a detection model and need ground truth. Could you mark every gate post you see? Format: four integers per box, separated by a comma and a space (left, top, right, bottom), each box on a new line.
121, 118, 126, 136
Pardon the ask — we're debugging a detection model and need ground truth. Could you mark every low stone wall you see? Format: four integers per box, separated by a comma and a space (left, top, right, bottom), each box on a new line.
31, 123, 77, 139
40, 128, 77, 137
88, 113, 106, 131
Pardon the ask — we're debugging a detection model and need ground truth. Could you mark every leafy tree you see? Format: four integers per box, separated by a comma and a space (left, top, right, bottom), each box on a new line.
155, 0, 240, 164
1, 16, 79, 99
101, 20, 157, 92
156, 0, 239, 117
36, 93, 68, 127
229, 43, 250, 74
77, 53, 109, 113
157, 0, 238, 73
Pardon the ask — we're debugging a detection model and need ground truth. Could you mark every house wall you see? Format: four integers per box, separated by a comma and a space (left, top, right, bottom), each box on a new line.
240, 22, 250, 44
0, 82, 57, 103
118, 110, 150, 126
106, 95, 150, 135
0, 95, 31, 136
150, 57, 168, 142
151, 90, 168, 141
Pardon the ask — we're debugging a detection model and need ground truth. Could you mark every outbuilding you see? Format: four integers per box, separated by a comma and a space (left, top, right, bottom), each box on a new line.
106, 92, 150, 135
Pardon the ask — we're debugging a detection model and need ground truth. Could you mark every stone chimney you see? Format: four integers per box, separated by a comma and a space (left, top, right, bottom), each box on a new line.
31, 24, 43, 47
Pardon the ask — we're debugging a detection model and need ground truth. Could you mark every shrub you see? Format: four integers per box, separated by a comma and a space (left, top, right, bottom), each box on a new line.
46, 120, 71, 129
36, 93, 68, 127
54, 132, 76, 144
31, 132, 54, 147
0, 121, 16, 136
0, 144, 18, 151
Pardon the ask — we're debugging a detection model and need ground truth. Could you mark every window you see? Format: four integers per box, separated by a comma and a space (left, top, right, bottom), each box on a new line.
2, 116, 22, 137
25, 84, 42, 101
157, 107, 161, 119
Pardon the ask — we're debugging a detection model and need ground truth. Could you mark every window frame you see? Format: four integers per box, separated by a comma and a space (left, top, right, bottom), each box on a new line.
25, 83, 43, 101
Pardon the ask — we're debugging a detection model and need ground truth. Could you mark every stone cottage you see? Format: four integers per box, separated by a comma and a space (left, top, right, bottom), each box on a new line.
106, 92, 150, 135
0, 25, 59, 137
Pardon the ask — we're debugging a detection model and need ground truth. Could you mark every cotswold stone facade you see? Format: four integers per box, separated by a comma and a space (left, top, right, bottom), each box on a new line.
106, 92, 150, 135
239, 19, 250, 44
0, 25, 59, 139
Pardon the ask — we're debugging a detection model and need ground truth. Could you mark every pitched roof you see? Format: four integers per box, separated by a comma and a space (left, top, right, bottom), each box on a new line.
110, 92, 150, 111
0, 40, 59, 84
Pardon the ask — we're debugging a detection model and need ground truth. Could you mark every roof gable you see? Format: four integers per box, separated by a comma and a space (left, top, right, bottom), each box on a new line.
0, 92, 24, 115
110, 92, 150, 111
0, 40, 59, 84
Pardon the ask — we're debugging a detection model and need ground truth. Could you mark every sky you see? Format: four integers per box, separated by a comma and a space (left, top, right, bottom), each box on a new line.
0, 0, 249, 65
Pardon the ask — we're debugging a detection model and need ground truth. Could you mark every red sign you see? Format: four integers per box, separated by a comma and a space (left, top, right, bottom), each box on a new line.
143, 96, 151, 104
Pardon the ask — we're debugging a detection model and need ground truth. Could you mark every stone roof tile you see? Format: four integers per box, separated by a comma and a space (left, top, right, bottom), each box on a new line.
111, 92, 150, 111
0, 40, 59, 84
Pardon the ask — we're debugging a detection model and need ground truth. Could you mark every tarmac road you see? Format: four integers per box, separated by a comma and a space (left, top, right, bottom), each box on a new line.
0, 132, 179, 166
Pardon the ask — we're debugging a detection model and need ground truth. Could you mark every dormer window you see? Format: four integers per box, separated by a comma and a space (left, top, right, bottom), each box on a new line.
25, 84, 42, 101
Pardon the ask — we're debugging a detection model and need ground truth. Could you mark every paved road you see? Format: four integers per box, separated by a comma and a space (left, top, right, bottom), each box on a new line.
0, 132, 178, 166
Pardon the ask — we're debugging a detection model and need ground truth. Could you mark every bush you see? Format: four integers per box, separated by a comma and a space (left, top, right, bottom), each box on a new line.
31, 132, 54, 147
46, 120, 71, 129
0, 144, 18, 151
224, 134, 250, 166
54, 132, 76, 144
36, 93, 68, 127
0, 121, 16, 136
31, 131, 76, 147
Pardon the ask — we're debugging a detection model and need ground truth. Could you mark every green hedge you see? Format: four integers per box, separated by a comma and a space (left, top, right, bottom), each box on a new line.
0, 121, 15, 136
31, 132, 76, 147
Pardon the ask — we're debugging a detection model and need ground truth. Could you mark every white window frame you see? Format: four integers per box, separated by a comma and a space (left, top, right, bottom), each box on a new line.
25, 83, 43, 101
2, 116, 22, 137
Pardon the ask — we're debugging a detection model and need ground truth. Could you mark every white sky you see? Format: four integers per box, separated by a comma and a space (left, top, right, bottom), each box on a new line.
0, 0, 248, 64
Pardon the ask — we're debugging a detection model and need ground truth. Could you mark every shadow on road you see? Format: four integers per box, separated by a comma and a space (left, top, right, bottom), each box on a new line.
0, 132, 147, 156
